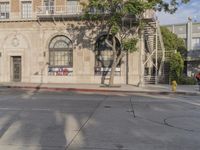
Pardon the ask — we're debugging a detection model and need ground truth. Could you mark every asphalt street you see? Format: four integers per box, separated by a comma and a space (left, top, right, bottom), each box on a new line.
0, 88, 200, 150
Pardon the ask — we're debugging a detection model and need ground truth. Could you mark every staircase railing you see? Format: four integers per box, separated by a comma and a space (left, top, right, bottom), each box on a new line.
143, 20, 166, 84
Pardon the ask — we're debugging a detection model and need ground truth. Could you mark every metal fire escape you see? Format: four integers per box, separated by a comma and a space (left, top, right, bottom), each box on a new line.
143, 20, 165, 84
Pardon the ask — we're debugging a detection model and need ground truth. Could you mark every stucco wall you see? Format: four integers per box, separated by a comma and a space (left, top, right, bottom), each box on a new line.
0, 21, 141, 85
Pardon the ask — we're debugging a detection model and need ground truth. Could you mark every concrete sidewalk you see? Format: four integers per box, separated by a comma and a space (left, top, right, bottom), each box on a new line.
0, 82, 199, 95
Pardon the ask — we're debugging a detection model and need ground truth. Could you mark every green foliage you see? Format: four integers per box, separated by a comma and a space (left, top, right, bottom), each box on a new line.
123, 0, 153, 16
177, 45, 187, 59
83, 0, 190, 49
169, 52, 184, 82
161, 27, 182, 49
178, 75, 197, 85
84, 0, 191, 26
123, 38, 138, 52
111, 24, 120, 35
161, 27, 178, 51
156, 0, 190, 13
82, 0, 190, 85
161, 27, 187, 59
161, 27, 189, 83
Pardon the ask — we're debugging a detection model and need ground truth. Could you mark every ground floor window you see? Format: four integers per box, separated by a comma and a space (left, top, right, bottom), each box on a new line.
95, 34, 121, 76
48, 35, 73, 76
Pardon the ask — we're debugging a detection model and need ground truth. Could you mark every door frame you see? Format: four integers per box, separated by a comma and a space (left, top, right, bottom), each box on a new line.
11, 56, 22, 82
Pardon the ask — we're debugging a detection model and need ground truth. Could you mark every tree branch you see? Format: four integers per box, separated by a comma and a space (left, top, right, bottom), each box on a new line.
105, 25, 113, 48
116, 51, 126, 65
121, 26, 140, 41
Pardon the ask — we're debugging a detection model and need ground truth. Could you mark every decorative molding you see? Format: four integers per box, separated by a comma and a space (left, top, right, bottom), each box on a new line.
11, 35, 20, 47
1, 32, 31, 49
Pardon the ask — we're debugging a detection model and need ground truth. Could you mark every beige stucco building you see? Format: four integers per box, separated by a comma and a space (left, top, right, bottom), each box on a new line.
0, 0, 155, 85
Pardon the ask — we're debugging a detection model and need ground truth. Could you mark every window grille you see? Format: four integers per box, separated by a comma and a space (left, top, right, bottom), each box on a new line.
48, 35, 73, 76
49, 35, 73, 67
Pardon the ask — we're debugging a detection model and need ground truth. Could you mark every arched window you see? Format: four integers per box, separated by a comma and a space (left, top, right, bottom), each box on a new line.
95, 35, 121, 75
49, 35, 73, 67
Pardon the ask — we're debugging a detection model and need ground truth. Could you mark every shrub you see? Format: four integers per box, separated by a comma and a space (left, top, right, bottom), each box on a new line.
178, 76, 197, 85
169, 52, 184, 81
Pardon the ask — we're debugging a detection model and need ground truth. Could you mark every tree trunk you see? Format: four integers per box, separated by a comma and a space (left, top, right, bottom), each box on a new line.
109, 51, 125, 86
109, 61, 117, 86
108, 36, 117, 86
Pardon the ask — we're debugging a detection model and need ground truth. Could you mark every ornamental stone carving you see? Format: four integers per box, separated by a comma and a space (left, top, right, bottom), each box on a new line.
2, 32, 30, 49
11, 36, 20, 47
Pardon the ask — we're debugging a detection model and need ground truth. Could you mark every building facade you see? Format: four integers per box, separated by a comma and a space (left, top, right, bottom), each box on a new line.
0, 0, 155, 85
163, 20, 200, 76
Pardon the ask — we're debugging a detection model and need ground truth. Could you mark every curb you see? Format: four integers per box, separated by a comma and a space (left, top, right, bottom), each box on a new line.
1, 85, 199, 96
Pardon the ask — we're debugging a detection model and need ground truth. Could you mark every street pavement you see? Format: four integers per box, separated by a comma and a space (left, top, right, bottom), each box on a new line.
0, 88, 200, 150
0, 82, 200, 95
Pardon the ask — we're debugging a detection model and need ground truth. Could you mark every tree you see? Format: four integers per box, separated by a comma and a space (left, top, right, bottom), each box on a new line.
83, 0, 190, 86
169, 52, 184, 82
161, 26, 187, 83
161, 26, 187, 59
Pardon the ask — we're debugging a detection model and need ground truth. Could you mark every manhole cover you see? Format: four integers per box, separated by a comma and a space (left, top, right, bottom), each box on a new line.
164, 116, 200, 132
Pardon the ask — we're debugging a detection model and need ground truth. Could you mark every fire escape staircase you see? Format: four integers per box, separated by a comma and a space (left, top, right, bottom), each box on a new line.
143, 21, 165, 84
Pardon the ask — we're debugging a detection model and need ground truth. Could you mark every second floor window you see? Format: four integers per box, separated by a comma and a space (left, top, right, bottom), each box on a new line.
67, 0, 79, 14
0, 2, 9, 19
192, 38, 200, 50
21, 1, 32, 19
44, 0, 54, 14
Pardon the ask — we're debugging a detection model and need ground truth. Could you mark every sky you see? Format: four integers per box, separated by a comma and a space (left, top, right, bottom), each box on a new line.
157, 0, 200, 25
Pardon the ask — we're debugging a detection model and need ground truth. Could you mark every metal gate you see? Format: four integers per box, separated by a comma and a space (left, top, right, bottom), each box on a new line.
12, 56, 21, 82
